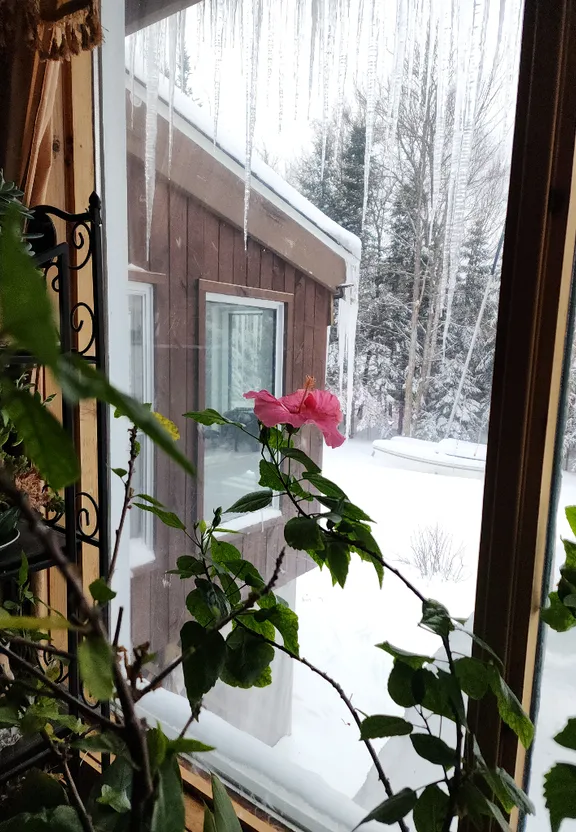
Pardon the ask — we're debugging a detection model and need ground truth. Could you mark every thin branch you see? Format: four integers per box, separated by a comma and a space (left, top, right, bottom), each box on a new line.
108, 426, 138, 583
7, 636, 74, 661
441, 634, 464, 832
178, 712, 196, 741
43, 730, 96, 832
113, 607, 124, 648
237, 623, 408, 832
0, 643, 121, 733
137, 548, 286, 699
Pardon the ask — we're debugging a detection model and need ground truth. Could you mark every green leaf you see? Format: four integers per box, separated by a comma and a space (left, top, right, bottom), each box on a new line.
225, 490, 273, 513
360, 715, 413, 739
325, 538, 350, 587
204, 807, 217, 832
421, 599, 454, 637
78, 636, 114, 702
0, 611, 73, 631
542, 592, 576, 632
211, 774, 243, 832
317, 496, 373, 522
284, 516, 323, 552
70, 732, 129, 760
484, 798, 513, 832
410, 733, 457, 767
186, 589, 215, 626
356, 788, 418, 827
545, 763, 576, 832
555, 719, 576, 750
454, 657, 489, 700
219, 559, 265, 589
151, 756, 185, 832
258, 459, 286, 491
89, 578, 116, 604
181, 621, 226, 703
195, 578, 229, 619
563, 537, 576, 568
166, 737, 214, 755
112, 468, 127, 478
14, 769, 68, 813
133, 503, 186, 530
172, 556, 206, 579
413, 784, 449, 832
3, 384, 80, 490
0, 704, 19, 726
0, 207, 59, 368
388, 661, 418, 707
487, 666, 534, 749
219, 573, 241, 605
135, 493, 164, 506
280, 446, 321, 473
97, 785, 131, 814
58, 355, 194, 477
263, 603, 299, 656
482, 767, 535, 815
184, 408, 232, 426
18, 552, 28, 588
417, 669, 460, 722
211, 539, 242, 563
221, 627, 274, 688
146, 726, 168, 773
565, 506, 576, 538
458, 629, 504, 668
376, 642, 435, 669
302, 472, 348, 499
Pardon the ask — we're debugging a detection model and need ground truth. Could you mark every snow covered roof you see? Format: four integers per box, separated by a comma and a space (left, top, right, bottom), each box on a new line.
127, 69, 362, 265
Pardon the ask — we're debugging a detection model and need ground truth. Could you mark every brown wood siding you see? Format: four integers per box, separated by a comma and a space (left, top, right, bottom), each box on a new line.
128, 156, 332, 657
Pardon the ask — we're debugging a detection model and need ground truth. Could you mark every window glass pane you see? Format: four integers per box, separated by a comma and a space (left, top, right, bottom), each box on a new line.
204, 298, 280, 521
118, 1, 527, 828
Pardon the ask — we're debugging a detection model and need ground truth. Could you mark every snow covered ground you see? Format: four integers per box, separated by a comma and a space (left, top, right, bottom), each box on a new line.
271, 438, 576, 829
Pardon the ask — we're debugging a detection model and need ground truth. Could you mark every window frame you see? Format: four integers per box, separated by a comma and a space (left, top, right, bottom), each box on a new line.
198, 279, 293, 529
127, 279, 156, 567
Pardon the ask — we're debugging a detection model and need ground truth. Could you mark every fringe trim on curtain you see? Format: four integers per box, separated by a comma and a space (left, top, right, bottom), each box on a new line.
0, 0, 102, 60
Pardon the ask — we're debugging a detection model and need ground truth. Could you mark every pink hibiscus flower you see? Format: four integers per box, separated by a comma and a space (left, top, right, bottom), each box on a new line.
244, 378, 345, 448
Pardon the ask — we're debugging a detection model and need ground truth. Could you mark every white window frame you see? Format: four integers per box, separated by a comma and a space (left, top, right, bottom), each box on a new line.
128, 281, 156, 567
205, 292, 284, 533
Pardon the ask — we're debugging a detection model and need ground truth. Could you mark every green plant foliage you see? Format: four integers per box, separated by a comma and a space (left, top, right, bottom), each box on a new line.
78, 636, 115, 702
545, 763, 576, 832
225, 490, 273, 513
486, 665, 534, 749
360, 715, 413, 739
211, 773, 243, 832
284, 516, 324, 552
185, 409, 240, 427
258, 459, 286, 491
171, 555, 206, 579
280, 445, 321, 473
166, 737, 214, 755
376, 641, 435, 668
89, 577, 117, 604
97, 785, 131, 814
388, 661, 418, 707
554, 718, 576, 750
151, 757, 185, 832
181, 622, 226, 703
453, 656, 489, 699
220, 627, 274, 688
133, 502, 186, 530
302, 472, 348, 499
413, 784, 449, 832
420, 599, 454, 637
3, 383, 80, 490
565, 506, 576, 537
410, 733, 457, 767
356, 788, 418, 827
542, 591, 576, 632
255, 603, 299, 655
0, 806, 84, 832
70, 732, 130, 760
211, 539, 242, 563
324, 537, 351, 586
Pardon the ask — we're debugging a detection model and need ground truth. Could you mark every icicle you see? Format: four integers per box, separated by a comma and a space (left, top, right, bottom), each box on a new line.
333, 0, 350, 163
212, 0, 226, 143
362, 0, 378, 227
338, 260, 360, 437
243, 0, 263, 246
144, 21, 162, 260
294, 0, 306, 120
178, 8, 186, 91
308, 0, 320, 117
167, 14, 178, 175
388, 0, 407, 148
127, 33, 137, 129
320, 0, 335, 180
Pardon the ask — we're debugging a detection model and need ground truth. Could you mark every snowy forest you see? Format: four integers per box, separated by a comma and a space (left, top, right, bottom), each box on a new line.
290, 60, 509, 445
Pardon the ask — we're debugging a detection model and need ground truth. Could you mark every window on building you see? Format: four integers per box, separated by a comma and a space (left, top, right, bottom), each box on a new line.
128, 281, 155, 566
203, 293, 284, 525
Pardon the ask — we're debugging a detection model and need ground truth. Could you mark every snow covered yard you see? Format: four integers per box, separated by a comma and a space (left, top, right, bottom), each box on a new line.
275, 438, 576, 828
276, 439, 485, 797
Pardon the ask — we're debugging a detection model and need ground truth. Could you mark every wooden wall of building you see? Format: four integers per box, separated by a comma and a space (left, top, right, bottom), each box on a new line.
127, 154, 333, 665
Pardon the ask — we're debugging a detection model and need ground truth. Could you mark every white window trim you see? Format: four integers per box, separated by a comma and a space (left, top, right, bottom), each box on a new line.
205, 292, 285, 523
128, 281, 155, 569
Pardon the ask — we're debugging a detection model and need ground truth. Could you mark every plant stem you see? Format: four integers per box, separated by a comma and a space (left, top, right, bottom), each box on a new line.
7, 636, 74, 661
441, 634, 463, 832
108, 426, 138, 583
137, 548, 286, 699
43, 729, 96, 832
237, 622, 408, 832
